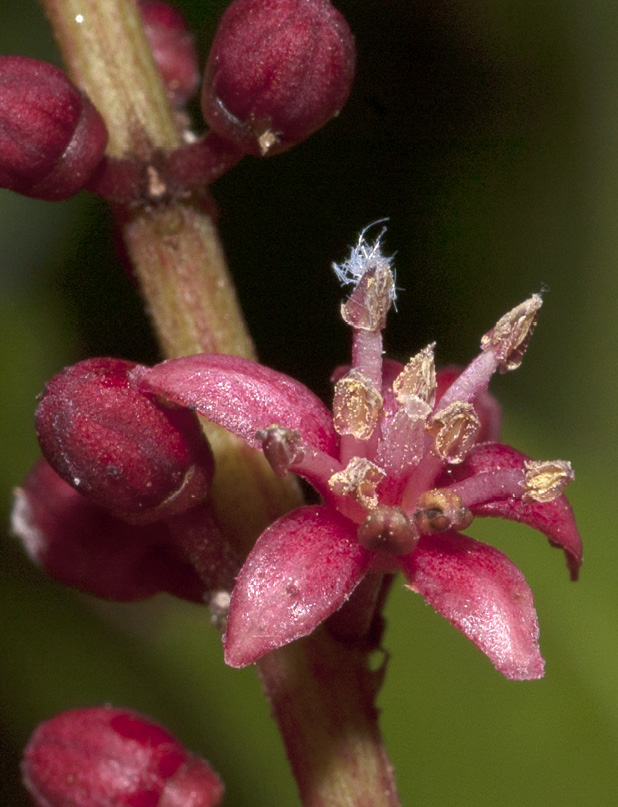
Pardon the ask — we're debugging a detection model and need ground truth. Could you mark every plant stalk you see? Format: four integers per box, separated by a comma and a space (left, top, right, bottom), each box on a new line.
38, 1, 400, 803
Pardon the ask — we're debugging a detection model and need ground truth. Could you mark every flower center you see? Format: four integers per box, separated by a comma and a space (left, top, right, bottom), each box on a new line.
357, 504, 419, 556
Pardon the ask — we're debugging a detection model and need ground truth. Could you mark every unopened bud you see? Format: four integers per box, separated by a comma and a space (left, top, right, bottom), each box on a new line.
22, 706, 224, 807
35, 358, 213, 522
139, 0, 200, 106
0, 56, 107, 200
201, 0, 356, 156
11, 460, 207, 602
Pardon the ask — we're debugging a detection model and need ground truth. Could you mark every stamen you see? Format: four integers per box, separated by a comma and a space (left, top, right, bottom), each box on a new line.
428, 401, 481, 464
376, 397, 431, 478
256, 425, 341, 488
481, 293, 542, 372
434, 350, 499, 411
393, 344, 437, 407
357, 505, 419, 555
413, 488, 473, 534
523, 459, 574, 503
334, 224, 397, 389
328, 456, 386, 510
341, 264, 396, 333
333, 370, 383, 441
255, 425, 305, 477
446, 468, 526, 507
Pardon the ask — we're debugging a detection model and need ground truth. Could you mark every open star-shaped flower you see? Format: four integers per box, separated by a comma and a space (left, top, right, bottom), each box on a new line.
139, 226, 582, 680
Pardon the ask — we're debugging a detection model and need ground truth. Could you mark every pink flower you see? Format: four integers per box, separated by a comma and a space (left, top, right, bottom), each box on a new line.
139, 225, 582, 680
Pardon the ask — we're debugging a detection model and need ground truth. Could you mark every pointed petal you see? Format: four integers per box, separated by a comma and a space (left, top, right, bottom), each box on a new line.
138, 354, 337, 454
224, 506, 372, 667
399, 532, 544, 680
443, 443, 582, 580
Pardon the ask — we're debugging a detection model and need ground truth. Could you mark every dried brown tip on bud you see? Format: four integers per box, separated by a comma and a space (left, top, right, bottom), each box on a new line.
328, 457, 386, 509
414, 488, 474, 534
256, 425, 305, 477
357, 505, 419, 555
428, 401, 481, 463
332, 369, 383, 440
523, 459, 575, 503
393, 344, 437, 407
481, 293, 543, 372
340, 263, 396, 332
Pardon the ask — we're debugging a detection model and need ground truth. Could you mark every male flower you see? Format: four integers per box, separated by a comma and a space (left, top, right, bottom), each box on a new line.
139, 227, 582, 680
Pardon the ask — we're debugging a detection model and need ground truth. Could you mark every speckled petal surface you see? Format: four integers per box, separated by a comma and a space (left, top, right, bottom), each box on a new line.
138, 353, 337, 455
399, 532, 545, 680
445, 442, 582, 579
224, 505, 372, 667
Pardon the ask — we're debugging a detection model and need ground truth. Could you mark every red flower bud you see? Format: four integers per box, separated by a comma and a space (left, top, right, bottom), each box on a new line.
35, 358, 214, 523
201, 0, 356, 156
22, 706, 224, 807
0, 56, 108, 200
139, 0, 200, 107
12, 459, 207, 602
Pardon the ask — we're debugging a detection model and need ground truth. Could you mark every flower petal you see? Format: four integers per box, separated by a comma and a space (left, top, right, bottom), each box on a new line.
224, 505, 372, 667
399, 532, 545, 680
138, 354, 337, 455
444, 442, 582, 580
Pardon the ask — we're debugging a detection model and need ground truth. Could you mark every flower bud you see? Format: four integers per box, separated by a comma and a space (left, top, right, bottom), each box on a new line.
139, 0, 200, 107
12, 460, 207, 602
201, 0, 356, 156
0, 56, 108, 200
22, 706, 224, 807
35, 358, 214, 522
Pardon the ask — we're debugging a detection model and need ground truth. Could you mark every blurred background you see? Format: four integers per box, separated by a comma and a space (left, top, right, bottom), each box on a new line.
1, 0, 616, 804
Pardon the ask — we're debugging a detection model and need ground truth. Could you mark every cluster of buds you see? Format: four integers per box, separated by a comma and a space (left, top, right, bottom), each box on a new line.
22, 706, 224, 807
0, 0, 356, 202
12, 357, 237, 603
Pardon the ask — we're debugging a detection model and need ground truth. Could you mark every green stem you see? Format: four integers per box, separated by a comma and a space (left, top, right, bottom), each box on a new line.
38, 1, 400, 804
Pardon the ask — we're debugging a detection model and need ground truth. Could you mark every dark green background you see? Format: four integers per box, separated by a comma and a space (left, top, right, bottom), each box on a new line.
1, 0, 616, 804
